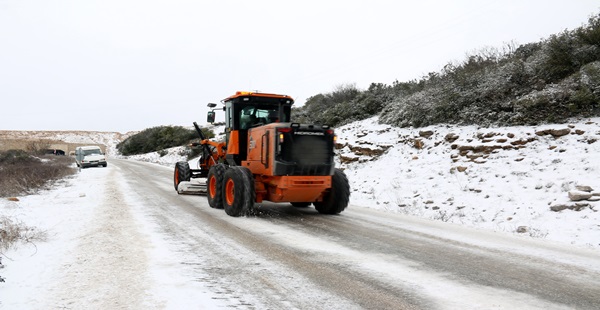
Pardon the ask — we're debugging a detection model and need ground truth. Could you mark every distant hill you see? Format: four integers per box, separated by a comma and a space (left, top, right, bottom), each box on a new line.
0, 130, 131, 156
293, 12, 600, 129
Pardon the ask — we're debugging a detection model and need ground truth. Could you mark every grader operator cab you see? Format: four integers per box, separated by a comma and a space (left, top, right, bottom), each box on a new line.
173, 91, 350, 217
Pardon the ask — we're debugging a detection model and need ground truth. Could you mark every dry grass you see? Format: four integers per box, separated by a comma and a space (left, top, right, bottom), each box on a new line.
0, 150, 76, 197
0, 215, 48, 252
0, 150, 66, 279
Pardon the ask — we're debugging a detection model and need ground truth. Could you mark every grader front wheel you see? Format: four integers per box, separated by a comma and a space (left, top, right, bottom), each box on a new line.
207, 164, 226, 209
174, 161, 191, 192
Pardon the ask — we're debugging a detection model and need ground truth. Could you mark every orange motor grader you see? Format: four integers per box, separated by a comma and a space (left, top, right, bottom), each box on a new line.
173, 91, 350, 217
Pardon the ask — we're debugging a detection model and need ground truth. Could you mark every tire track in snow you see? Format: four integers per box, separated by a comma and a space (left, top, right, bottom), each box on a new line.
48, 166, 155, 309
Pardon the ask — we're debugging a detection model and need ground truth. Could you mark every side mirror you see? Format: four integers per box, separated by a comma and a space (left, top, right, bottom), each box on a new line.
207, 103, 217, 108
207, 111, 216, 123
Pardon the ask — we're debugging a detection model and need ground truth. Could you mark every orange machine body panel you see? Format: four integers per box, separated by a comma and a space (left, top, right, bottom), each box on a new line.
252, 175, 331, 203
241, 122, 332, 203
213, 91, 335, 204
244, 123, 278, 174
226, 129, 240, 156
223, 91, 294, 102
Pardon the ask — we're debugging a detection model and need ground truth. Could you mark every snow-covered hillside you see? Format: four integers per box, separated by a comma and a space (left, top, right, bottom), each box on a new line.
0, 130, 134, 156
336, 117, 600, 248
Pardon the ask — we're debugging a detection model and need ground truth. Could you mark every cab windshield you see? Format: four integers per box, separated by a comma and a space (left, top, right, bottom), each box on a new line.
239, 106, 285, 129
83, 149, 102, 156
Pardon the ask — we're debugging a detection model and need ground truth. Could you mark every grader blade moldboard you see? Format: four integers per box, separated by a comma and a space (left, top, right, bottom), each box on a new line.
177, 181, 207, 195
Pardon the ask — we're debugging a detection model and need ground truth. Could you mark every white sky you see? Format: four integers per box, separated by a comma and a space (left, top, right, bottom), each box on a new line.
1, 0, 598, 132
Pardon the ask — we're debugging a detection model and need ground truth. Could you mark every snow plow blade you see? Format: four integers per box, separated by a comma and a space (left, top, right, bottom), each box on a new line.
177, 181, 207, 195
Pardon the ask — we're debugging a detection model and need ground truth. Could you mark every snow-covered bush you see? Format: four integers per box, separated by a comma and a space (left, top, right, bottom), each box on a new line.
297, 13, 600, 129
117, 125, 214, 156
294, 82, 417, 127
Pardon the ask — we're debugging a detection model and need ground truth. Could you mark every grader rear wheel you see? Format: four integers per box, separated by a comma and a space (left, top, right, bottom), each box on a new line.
222, 167, 255, 217
314, 169, 350, 215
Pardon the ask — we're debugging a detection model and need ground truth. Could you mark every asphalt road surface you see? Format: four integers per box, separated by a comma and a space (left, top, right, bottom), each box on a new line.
106, 158, 600, 309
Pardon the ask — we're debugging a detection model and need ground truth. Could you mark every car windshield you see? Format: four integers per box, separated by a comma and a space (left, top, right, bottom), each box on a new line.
83, 149, 102, 156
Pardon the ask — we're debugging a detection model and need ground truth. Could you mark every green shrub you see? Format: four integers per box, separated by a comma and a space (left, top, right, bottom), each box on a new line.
293, 83, 398, 127
576, 13, 600, 50
116, 126, 214, 156
293, 13, 600, 129
539, 32, 579, 82
378, 12, 600, 128
296, 84, 362, 126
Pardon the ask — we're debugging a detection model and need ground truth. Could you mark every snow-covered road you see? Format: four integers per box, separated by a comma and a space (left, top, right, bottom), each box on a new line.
2, 158, 600, 309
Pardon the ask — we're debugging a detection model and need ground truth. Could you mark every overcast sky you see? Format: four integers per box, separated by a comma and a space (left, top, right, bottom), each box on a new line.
1, 0, 598, 132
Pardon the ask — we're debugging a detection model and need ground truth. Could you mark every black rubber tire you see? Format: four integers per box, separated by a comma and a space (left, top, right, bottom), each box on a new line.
291, 202, 312, 208
240, 167, 256, 213
222, 166, 255, 217
314, 169, 350, 215
174, 161, 192, 191
207, 163, 226, 209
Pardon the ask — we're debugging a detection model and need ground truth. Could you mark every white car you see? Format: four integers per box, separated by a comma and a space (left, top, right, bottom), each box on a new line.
75, 146, 107, 168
